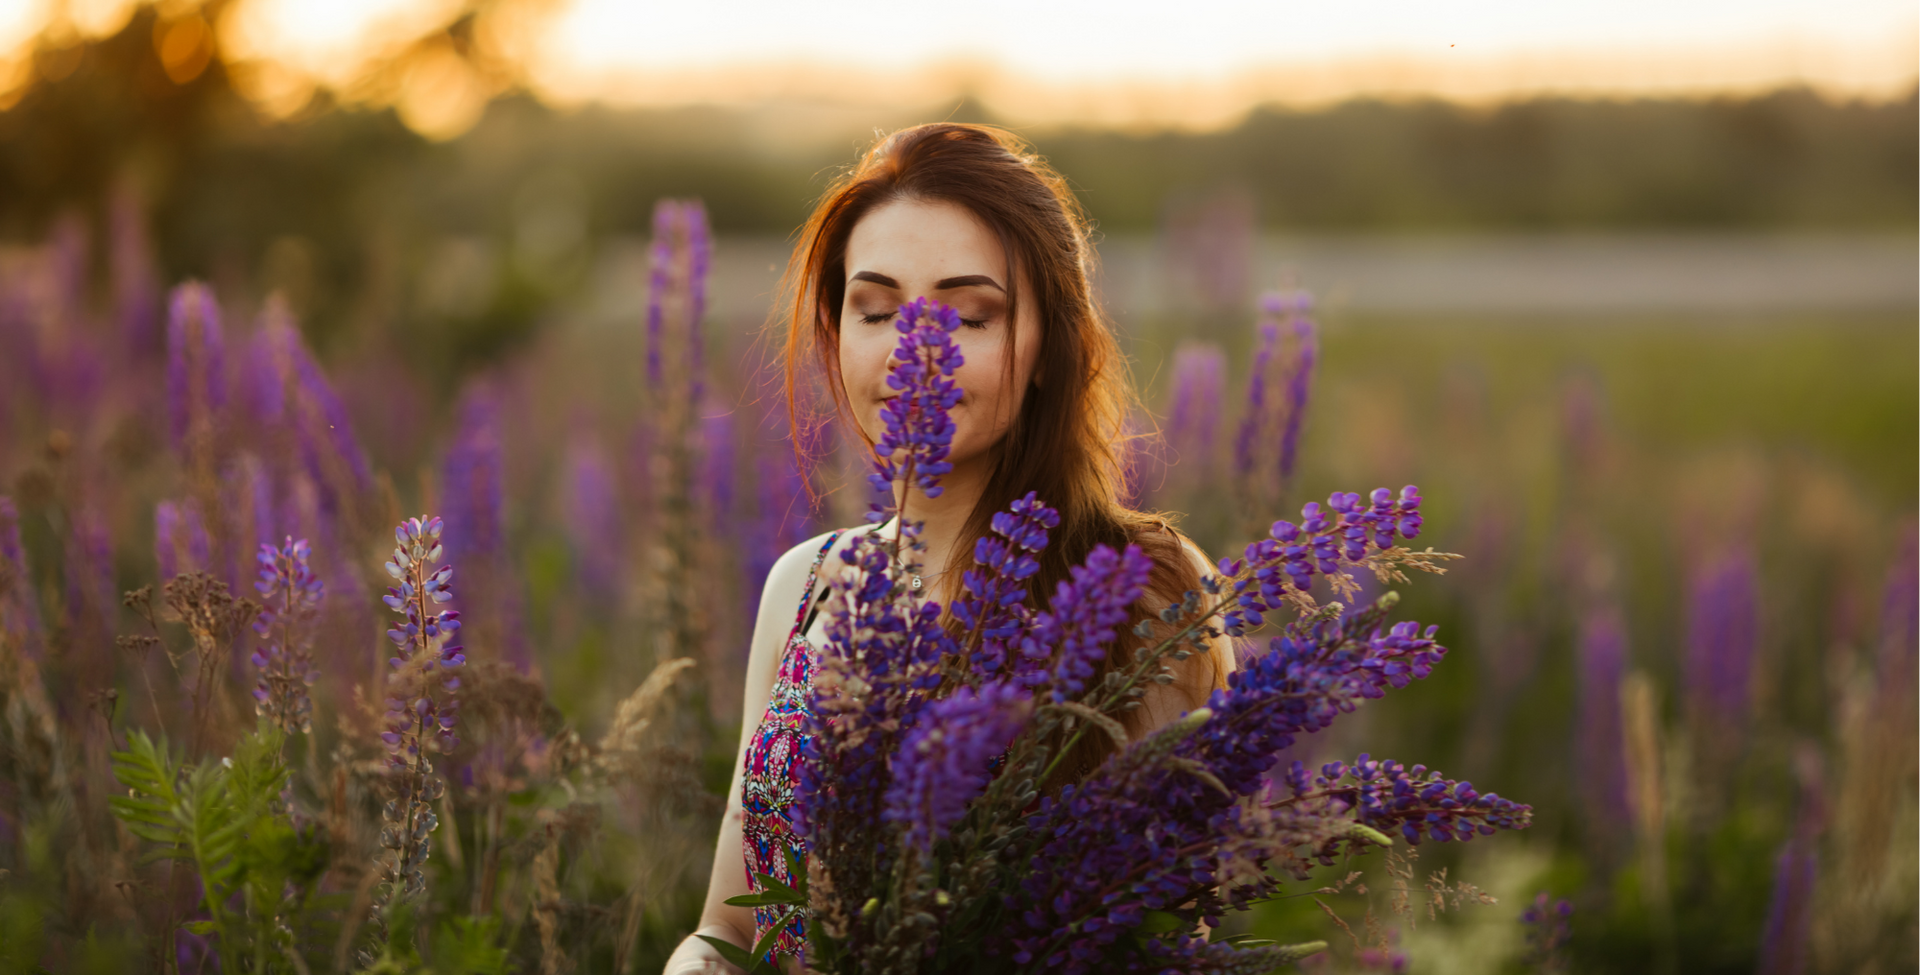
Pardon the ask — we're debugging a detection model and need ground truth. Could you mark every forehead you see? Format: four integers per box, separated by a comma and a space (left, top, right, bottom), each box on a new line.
844, 198, 1005, 280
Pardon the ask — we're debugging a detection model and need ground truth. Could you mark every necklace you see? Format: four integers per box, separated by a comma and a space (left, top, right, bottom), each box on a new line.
875, 517, 945, 592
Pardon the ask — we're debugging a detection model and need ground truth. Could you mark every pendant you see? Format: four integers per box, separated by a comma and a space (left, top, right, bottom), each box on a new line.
911, 575, 923, 591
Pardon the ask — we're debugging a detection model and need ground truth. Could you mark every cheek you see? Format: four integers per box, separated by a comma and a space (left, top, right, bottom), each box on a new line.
954, 333, 1024, 425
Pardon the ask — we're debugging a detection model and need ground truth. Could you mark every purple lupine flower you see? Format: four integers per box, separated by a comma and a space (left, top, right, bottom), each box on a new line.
883, 680, 1031, 854
1191, 609, 1461, 802
562, 434, 624, 604
798, 531, 959, 838
685, 199, 712, 407
1017, 543, 1155, 700
251, 536, 323, 735
644, 200, 675, 389
64, 503, 115, 626
1684, 549, 1759, 737
1576, 607, 1632, 833
951, 491, 1059, 676
1223, 486, 1423, 633
442, 388, 507, 570
698, 409, 736, 531
1231, 305, 1280, 481
371, 516, 462, 926
1756, 844, 1817, 975
154, 500, 211, 581
642, 198, 713, 400
747, 434, 816, 595
110, 186, 161, 353
1281, 753, 1531, 847
1006, 601, 1528, 974
380, 516, 464, 758
1232, 292, 1315, 486
1758, 746, 1825, 975
242, 312, 293, 422
1276, 302, 1317, 481
57, 502, 118, 685
440, 385, 528, 670
165, 282, 227, 454
1520, 893, 1573, 971
0, 497, 44, 658
868, 297, 965, 508
1876, 523, 1917, 683
1164, 343, 1224, 475
246, 306, 375, 500
220, 454, 276, 590
46, 213, 86, 322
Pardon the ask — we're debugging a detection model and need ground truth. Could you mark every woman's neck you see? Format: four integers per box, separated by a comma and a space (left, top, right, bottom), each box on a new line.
888, 451, 994, 602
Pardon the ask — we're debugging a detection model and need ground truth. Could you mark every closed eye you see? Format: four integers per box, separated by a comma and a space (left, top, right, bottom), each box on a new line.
863, 312, 989, 329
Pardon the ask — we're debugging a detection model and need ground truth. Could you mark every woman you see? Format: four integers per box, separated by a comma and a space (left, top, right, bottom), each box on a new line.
663, 122, 1233, 974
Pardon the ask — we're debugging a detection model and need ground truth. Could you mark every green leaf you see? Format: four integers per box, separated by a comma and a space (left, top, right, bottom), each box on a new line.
724, 891, 807, 909
432, 915, 510, 975
695, 935, 758, 971
1264, 940, 1328, 965
747, 909, 796, 973
181, 921, 216, 936
1345, 822, 1394, 848
783, 845, 810, 897
1137, 910, 1185, 935
751, 871, 807, 905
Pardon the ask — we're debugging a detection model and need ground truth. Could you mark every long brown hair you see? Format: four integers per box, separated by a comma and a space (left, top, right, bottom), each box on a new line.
780, 123, 1222, 759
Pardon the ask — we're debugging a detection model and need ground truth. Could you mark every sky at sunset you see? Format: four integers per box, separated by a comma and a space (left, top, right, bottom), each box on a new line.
2, 0, 1914, 128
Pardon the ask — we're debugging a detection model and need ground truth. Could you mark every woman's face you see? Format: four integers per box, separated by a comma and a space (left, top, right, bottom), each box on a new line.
838, 197, 1041, 475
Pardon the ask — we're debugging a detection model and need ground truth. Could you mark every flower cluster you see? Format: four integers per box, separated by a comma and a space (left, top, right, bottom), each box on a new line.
165, 282, 226, 453
867, 297, 965, 504
250, 536, 323, 735
1232, 291, 1316, 486
1220, 485, 1429, 632
381, 516, 465, 764
1520, 892, 1573, 971
366, 516, 464, 952
951, 491, 1059, 675
1020, 542, 1155, 700
154, 499, 211, 581
1279, 754, 1532, 846
883, 680, 1030, 854
790, 295, 1525, 975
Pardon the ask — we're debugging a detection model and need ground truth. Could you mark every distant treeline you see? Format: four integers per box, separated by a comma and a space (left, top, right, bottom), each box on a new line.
0, 4, 1913, 355
1043, 91, 1917, 232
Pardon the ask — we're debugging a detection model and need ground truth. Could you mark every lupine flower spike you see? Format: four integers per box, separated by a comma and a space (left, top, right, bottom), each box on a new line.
251, 536, 323, 737
868, 297, 965, 514
363, 515, 463, 959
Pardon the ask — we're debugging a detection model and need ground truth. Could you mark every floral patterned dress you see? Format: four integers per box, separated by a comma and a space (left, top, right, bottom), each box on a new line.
740, 530, 843, 959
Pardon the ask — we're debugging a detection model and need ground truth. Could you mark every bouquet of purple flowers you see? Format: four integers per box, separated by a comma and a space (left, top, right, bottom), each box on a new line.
711, 298, 1532, 975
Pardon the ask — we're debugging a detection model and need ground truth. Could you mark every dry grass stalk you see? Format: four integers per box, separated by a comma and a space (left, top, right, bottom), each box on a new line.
597, 656, 695, 773
533, 817, 571, 975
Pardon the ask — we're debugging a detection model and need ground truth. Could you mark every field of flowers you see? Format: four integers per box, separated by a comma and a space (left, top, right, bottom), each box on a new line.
0, 197, 1912, 973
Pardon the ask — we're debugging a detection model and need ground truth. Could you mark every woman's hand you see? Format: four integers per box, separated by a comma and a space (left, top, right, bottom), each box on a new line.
662, 925, 750, 975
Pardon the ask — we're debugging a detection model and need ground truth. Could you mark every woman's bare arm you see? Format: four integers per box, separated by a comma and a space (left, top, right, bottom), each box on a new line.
661, 528, 848, 975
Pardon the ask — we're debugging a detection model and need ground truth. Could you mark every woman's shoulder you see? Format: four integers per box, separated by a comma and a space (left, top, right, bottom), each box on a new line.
761, 522, 887, 597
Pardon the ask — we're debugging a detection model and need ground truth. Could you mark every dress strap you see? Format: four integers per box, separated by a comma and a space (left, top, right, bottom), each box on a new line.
788, 530, 846, 636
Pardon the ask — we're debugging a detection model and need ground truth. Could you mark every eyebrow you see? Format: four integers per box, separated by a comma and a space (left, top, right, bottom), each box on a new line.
848, 271, 1005, 292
